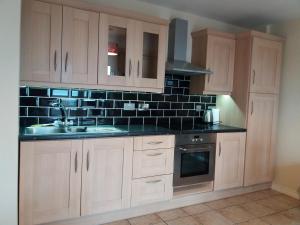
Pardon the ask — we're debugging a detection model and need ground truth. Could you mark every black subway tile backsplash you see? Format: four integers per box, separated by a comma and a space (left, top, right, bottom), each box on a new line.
19, 75, 216, 128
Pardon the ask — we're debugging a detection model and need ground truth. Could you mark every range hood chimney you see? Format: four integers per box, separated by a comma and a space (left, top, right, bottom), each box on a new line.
166, 18, 212, 76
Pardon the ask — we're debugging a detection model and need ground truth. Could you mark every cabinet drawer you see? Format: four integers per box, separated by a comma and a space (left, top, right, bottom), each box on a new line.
133, 148, 174, 178
131, 175, 173, 207
134, 135, 175, 150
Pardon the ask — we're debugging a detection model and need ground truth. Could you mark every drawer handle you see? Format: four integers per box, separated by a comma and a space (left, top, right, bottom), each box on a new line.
146, 179, 162, 184
147, 141, 163, 145
147, 153, 163, 157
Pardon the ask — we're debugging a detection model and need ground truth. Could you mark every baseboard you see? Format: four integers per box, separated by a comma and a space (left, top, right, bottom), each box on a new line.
45, 183, 271, 225
272, 182, 300, 200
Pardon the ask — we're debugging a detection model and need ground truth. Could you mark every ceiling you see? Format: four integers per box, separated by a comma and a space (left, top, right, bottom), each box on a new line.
139, 0, 300, 27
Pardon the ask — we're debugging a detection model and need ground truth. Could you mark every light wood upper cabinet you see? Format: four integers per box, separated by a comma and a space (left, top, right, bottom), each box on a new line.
81, 138, 133, 215
19, 140, 82, 225
134, 21, 167, 89
190, 29, 236, 95
250, 37, 282, 94
214, 133, 246, 191
21, 1, 62, 83
62, 7, 99, 84
244, 93, 278, 186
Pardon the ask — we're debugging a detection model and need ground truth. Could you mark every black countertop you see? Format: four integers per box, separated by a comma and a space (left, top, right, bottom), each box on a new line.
19, 124, 246, 141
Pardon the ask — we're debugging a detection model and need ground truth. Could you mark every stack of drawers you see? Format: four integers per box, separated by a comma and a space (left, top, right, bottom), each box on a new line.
131, 135, 175, 207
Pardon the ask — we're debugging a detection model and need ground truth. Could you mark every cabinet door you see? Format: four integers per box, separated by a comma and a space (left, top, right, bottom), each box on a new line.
244, 93, 278, 186
81, 137, 133, 215
205, 35, 235, 94
21, 1, 62, 83
134, 21, 167, 89
214, 133, 246, 191
251, 37, 282, 94
62, 7, 98, 84
98, 14, 135, 87
19, 141, 82, 225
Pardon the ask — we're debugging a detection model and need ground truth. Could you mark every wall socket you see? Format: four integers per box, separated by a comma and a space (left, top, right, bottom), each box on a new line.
195, 104, 202, 112
138, 103, 149, 111
123, 103, 135, 111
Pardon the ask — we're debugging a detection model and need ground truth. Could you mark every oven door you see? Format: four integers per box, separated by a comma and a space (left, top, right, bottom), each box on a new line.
173, 144, 216, 187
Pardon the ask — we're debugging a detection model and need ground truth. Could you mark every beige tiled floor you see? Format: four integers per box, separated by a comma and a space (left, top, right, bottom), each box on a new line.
104, 190, 300, 225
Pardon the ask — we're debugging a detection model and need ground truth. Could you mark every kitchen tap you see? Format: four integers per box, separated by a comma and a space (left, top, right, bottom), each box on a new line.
50, 101, 70, 127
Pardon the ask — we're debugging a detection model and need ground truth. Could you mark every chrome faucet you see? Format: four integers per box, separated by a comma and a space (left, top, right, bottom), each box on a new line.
50, 102, 70, 127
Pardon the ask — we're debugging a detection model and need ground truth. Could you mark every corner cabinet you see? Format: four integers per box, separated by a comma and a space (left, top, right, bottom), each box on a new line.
21, 0, 168, 93
190, 29, 236, 95
214, 133, 246, 191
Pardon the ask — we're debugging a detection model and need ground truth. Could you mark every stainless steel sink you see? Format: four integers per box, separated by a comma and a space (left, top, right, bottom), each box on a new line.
23, 125, 127, 135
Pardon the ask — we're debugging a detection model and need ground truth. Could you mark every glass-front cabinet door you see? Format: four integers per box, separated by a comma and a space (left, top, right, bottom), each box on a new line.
135, 22, 167, 90
98, 14, 135, 86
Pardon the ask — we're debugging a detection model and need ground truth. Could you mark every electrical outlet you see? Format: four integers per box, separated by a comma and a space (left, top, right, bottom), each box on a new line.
138, 103, 149, 111
195, 104, 202, 112
123, 103, 135, 111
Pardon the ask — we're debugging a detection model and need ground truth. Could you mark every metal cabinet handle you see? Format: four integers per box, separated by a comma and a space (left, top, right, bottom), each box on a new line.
179, 147, 187, 151
207, 68, 211, 83
54, 50, 57, 71
219, 142, 222, 156
147, 152, 163, 157
137, 60, 140, 77
147, 141, 163, 145
75, 152, 78, 173
252, 70, 256, 84
146, 179, 162, 184
129, 59, 132, 76
65, 52, 69, 72
86, 151, 90, 171
251, 101, 254, 115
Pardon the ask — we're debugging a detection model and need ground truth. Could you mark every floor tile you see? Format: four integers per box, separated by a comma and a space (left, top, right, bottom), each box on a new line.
205, 199, 235, 210
225, 195, 250, 205
218, 205, 255, 223
256, 197, 293, 212
261, 189, 282, 197
243, 191, 271, 201
273, 195, 300, 208
129, 214, 164, 225
240, 201, 275, 217
182, 203, 211, 215
282, 207, 300, 222
165, 216, 201, 225
237, 218, 270, 225
261, 213, 297, 225
157, 208, 188, 221
104, 220, 131, 225
194, 210, 234, 225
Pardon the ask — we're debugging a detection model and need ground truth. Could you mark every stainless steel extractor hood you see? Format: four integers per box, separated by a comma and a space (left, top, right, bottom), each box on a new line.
166, 18, 212, 76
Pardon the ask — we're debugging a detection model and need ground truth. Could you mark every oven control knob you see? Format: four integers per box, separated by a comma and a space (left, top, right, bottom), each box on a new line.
200, 138, 204, 142
192, 138, 196, 142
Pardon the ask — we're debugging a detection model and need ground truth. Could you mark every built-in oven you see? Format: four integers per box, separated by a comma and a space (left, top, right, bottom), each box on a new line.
173, 133, 216, 188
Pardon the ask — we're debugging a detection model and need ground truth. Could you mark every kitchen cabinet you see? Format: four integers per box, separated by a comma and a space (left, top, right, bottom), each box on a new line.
81, 138, 133, 215
98, 15, 167, 91
134, 21, 167, 89
62, 7, 99, 84
190, 29, 236, 95
250, 37, 282, 94
19, 140, 82, 225
21, 1, 99, 85
244, 93, 278, 186
214, 133, 246, 191
98, 14, 136, 87
21, 1, 62, 83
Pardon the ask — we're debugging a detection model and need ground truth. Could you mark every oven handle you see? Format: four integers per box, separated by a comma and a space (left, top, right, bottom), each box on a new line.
177, 146, 214, 152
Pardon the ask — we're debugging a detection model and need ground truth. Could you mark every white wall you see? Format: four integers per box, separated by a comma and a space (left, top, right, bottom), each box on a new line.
0, 0, 21, 224
87, 0, 245, 61
267, 20, 300, 199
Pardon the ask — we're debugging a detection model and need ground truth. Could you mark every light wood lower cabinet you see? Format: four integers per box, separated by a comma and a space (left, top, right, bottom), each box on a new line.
131, 175, 173, 207
81, 138, 133, 215
19, 140, 82, 225
244, 93, 278, 186
214, 133, 246, 191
